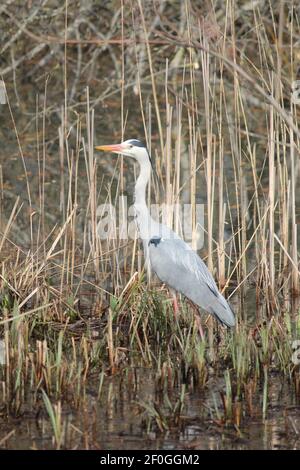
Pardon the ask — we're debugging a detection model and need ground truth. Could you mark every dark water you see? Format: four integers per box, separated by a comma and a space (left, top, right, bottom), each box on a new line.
0, 369, 299, 450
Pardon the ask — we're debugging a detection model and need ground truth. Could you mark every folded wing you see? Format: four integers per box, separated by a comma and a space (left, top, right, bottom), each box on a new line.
149, 236, 235, 327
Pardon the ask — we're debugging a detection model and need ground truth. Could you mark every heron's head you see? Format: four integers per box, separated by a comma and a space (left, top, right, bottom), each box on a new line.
95, 139, 152, 166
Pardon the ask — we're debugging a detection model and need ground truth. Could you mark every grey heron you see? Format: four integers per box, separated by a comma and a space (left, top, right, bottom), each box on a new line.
95, 139, 235, 328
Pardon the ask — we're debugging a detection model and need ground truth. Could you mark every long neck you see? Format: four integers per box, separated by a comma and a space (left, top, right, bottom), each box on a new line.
134, 158, 151, 210
133, 158, 153, 244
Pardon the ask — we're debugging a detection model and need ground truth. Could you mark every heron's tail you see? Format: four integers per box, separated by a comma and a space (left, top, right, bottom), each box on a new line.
209, 293, 235, 327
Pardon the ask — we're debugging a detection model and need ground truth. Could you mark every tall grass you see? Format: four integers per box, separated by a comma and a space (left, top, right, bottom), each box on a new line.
0, 0, 299, 449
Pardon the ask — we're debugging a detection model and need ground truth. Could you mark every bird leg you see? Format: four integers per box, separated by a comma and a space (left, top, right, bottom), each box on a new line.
186, 300, 205, 340
171, 290, 179, 320
194, 314, 205, 341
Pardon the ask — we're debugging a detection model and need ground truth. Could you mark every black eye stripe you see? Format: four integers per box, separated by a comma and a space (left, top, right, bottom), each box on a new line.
128, 139, 145, 148
127, 139, 152, 166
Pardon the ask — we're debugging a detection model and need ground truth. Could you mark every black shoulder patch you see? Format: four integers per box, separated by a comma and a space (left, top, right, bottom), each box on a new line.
149, 236, 161, 247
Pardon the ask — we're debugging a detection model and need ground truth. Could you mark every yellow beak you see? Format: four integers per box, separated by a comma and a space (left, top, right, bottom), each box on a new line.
94, 144, 124, 153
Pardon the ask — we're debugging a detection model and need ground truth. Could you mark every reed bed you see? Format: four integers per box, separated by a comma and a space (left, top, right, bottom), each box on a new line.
0, 0, 299, 449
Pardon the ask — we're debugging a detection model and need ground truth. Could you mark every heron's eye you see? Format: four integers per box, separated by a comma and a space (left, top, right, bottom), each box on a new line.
129, 144, 133, 149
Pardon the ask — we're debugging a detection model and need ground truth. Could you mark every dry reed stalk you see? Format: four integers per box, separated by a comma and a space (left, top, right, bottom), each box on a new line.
107, 308, 115, 373
165, 76, 173, 228
137, 0, 164, 157
85, 88, 100, 280
289, 120, 299, 295
268, 87, 275, 295
200, 38, 213, 272
174, 95, 182, 236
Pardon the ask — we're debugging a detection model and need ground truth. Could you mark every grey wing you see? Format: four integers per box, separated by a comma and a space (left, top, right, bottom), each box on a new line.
149, 237, 235, 327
